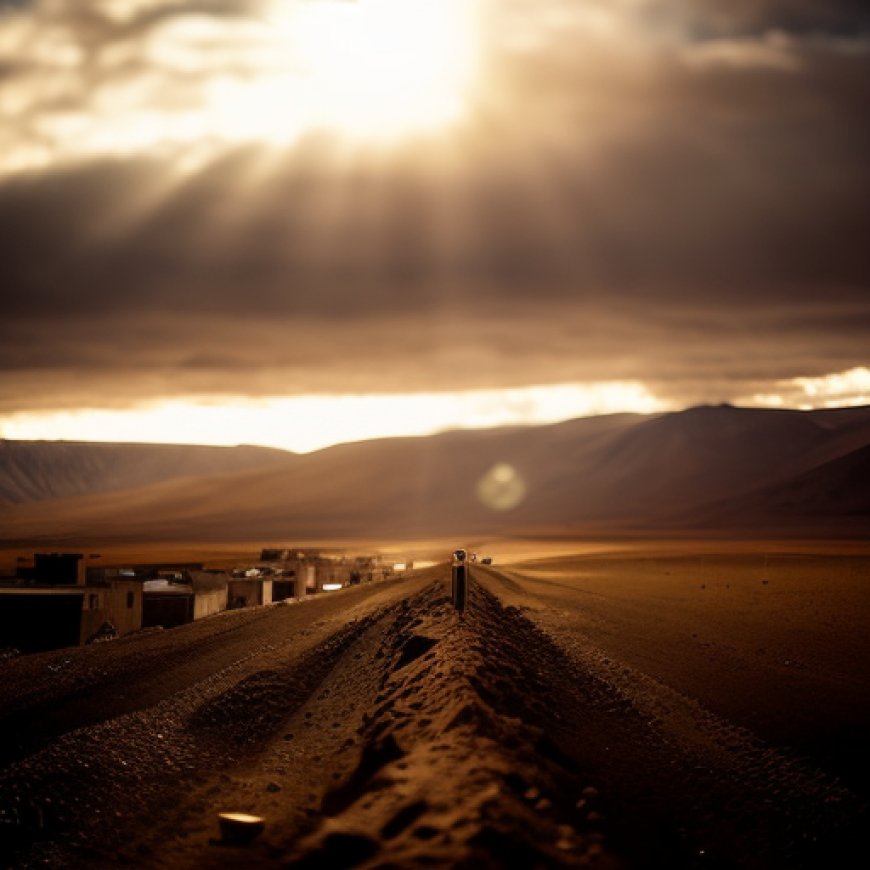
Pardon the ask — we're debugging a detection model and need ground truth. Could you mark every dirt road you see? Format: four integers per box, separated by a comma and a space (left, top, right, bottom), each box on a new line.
0, 564, 864, 868
478, 552, 870, 795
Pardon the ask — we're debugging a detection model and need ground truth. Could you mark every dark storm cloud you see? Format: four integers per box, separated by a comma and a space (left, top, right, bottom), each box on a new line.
659, 1, 870, 39
0, 0, 869, 412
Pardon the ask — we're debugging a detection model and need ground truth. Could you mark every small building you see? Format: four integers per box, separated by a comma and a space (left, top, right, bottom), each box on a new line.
248, 553, 313, 601
189, 571, 229, 619
312, 558, 351, 593
227, 577, 272, 609
142, 570, 228, 627
33, 553, 86, 586
271, 566, 308, 602
0, 578, 142, 653
142, 582, 193, 629
277, 561, 313, 600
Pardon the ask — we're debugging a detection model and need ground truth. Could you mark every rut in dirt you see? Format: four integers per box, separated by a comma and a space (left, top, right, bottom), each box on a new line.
0, 600, 403, 868
473, 570, 866, 869
0, 607, 280, 768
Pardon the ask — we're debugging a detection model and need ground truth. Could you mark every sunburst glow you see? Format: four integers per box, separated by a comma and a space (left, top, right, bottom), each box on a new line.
0, 0, 481, 173
207, 0, 479, 143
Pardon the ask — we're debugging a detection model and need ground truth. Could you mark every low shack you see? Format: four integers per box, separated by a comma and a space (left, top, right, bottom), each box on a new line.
0, 578, 142, 653
189, 570, 229, 618
142, 570, 229, 628
227, 577, 272, 608
142, 581, 193, 628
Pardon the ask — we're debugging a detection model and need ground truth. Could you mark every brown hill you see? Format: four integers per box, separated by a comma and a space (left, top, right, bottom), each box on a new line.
0, 440, 293, 505
1, 405, 869, 543
693, 440, 870, 532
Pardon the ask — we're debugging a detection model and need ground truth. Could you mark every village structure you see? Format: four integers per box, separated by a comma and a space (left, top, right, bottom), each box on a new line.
0, 548, 404, 654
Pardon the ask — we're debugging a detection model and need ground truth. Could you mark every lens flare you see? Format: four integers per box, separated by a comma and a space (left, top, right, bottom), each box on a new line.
476, 462, 526, 512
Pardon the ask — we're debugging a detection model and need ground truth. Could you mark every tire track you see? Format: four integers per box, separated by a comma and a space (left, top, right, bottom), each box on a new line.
0, 579, 429, 868
475, 566, 867, 868
0, 577, 419, 769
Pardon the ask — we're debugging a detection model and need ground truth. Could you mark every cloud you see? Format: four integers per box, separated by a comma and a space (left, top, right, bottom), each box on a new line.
741, 366, 870, 409
0, 1, 868, 415
651, 1, 870, 39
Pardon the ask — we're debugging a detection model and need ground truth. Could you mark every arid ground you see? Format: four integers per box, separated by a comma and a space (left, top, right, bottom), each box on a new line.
1, 542, 868, 868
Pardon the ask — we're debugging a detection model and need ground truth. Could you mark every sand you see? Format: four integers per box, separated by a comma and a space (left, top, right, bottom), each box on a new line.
1, 546, 868, 868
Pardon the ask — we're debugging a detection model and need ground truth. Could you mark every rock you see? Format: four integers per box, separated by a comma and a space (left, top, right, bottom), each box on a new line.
88, 621, 119, 643
217, 812, 265, 845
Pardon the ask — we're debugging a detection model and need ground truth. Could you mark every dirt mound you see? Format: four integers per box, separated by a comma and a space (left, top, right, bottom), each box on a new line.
286, 585, 618, 868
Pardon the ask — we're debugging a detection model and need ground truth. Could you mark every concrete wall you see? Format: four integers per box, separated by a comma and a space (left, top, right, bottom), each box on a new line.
193, 586, 227, 620
79, 581, 143, 642
106, 580, 142, 637
300, 564, 315, 594
79, 587, 109, 643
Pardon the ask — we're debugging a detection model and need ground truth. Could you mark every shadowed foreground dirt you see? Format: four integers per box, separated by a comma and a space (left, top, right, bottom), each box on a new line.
0, 566, 865, 868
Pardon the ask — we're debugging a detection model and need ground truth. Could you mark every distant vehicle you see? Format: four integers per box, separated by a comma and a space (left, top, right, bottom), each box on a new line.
481, 557, 492, 565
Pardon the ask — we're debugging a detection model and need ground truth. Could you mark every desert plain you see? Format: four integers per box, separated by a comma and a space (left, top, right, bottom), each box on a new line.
1, 537, 868, 869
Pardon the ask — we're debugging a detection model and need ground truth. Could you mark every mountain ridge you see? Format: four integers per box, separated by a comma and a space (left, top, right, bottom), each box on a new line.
1, 405, 868, 542
0, 440, 295, 506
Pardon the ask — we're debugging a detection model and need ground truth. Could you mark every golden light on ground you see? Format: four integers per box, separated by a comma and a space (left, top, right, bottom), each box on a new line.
0, 382, 665, 454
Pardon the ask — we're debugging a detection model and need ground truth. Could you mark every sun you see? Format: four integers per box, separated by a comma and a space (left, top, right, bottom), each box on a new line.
290, 0, 477, 136
207, 0, 480, 144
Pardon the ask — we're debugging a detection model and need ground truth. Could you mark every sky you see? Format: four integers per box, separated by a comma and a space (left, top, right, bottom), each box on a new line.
0, 0, 868, 452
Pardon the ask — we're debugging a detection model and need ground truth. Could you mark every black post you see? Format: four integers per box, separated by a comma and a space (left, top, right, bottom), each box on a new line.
452, 563, 467, 614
